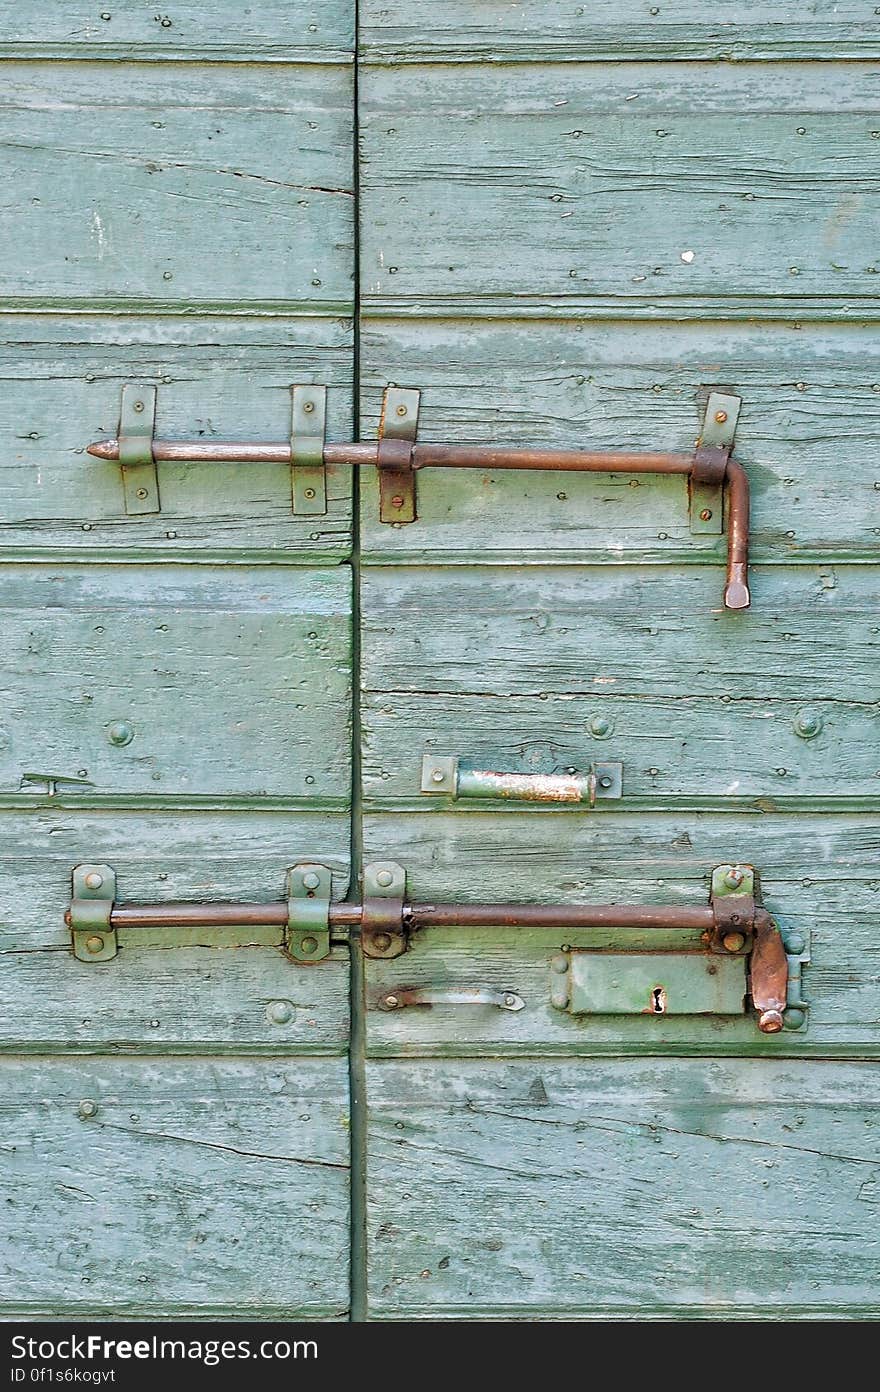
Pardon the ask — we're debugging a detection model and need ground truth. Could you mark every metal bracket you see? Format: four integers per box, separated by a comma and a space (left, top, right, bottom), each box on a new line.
377, 387, 420, 523
420, 755, 623, 805
290, 385, 327, 515
361, 860, 408, 959
709, 863, 755, 953
379, 986, 525, 1012
690, 390, 741, 535
118, 384, 160, 515
69, 864, 117, 961
781, 924, 811, 1031
286, 862, 331, 962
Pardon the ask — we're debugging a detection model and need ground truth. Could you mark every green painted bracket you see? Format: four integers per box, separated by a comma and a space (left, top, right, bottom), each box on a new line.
69, 864, 117, 962
361, 860, 408, 959
690, 390, 741, 536
118, 384, 160, 515
286, 862, 332, 961
377, 386, 420, 523
290, 384, 327, 515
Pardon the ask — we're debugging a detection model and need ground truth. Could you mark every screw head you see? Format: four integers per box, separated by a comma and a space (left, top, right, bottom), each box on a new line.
83, 872, 104, 891
699, 508, 713, 521
724, 868, 745, 889
395, 405, 408, 417
598, 775, 613, 790
722, 931, 745, 953
714, 410, 728, 423
372, 932, 392, 952
431, 768, 446, 784
794, 708, 823, 740
391, 495, 404, 508
503, 993, 518, 1008
303, 487, 316, 499
784, 1008, 806, 1030
267, 1000, 295, 1025
77, 1099, 98, 1120
301, 871, 321, 891
107, 720, 134, 747
384, 994, 399, 1008
302, 400, 315, 414
84, 935, 105, 955
135, 488, 148, 499
299, 935, 318, 955
589, 715, 612, 738
132, 400, 144, 413
375, 869, 394, 888
784, 931, 806, 955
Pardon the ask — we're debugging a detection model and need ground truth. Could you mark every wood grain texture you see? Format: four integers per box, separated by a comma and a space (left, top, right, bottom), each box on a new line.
0, 63, 353, 311
0, 1056, 349, 1315
360, 63, 880, 313
362, 1, 880, 63
0, 808, 349, 1051
359, 319, 880, 562
362, 811, 880, 1055
0, 315, 353, 561
0, 564, 351, 802
365, 1058, 880, 1317
0, 3, 353, 62
360, 564, 879, 807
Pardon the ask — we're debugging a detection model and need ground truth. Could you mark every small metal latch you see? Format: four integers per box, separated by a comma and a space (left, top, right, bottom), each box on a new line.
377, 387, 420, 523
690, 390, 741, 535
420, 755, 623, 805
118, 384, 160, 515
69, 864, 117, 961
379, 986, 525, 1012
290, 384, 327, 515
361, 860, 408, 959
286, 862, 332, 962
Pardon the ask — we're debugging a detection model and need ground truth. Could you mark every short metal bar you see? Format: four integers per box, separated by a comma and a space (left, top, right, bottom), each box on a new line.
405, 903, 716, 932
458, 768, 594, 803
379, 986, 525, 1012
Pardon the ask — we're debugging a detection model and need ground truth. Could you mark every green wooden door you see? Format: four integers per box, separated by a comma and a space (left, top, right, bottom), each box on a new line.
3, 3, 879, 1324
0, 5, 355, 1318
357, 5, 880, 1318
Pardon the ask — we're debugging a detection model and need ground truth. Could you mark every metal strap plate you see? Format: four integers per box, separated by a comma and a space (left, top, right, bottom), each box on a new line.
378, 387, 420, 523
690, 390, 742, 535
290, 385, 327, 515
118, 384, 160, 515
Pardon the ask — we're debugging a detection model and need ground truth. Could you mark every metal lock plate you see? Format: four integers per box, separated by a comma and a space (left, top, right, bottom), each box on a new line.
290, 384, 327, 515
286, 863, 331, 962
69, 864, 117, 961
690, 390, 741, 535
118, 384, 160, 515
361, 860, 408, 958
377, 387, 420, 523
557, 952, 747, 1017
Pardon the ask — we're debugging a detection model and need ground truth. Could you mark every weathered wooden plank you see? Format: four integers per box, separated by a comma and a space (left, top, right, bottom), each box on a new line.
361, 561, 880, 806
360, 63, 880, 312
0, 1056, 349, 1315
362, 1, 880, 63
359, 319, 880, 561
0, 565, 351, 802
0, 3, 353, 62
362, 811, 880, 1054
0, 315, 352, 560
0, 63, 353, 310
0, 808, 349, 1050
365, 1058, 880, 1317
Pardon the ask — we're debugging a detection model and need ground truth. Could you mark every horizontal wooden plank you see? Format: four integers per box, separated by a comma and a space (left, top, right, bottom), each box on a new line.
0, 63, 353, 310
363, 811, 880, 1054
0, 316, 352, 560
0, 565, 351, 802
362, 1, 880, 62
361, 564, 880, 807
365, 1057, 880, 1316
0, 3, 353, 61
360, 63, 880, 311
359, 318, 880, 561
0, 1056, 349, 1315
0, 808, 349, 1050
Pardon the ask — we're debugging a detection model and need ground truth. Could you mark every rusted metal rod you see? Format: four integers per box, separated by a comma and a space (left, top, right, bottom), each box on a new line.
88, 436, 751, 610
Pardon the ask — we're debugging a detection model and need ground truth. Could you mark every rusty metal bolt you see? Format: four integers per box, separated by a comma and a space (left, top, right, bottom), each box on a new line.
84, 935, 105, 955
714, 410, 728, 424
758, 1009, 784, 1034
699, 508, 713, 522
391, 495, 405, 508
724, 867, 745, 889
372, 932, 392, 952
384, 994, 399, 1008
299, 936, 318, 955
722, 931, 746, 953
135, 488, 148, 500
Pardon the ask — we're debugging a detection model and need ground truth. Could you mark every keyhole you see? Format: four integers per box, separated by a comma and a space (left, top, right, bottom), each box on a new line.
650, 986, 667, 1015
